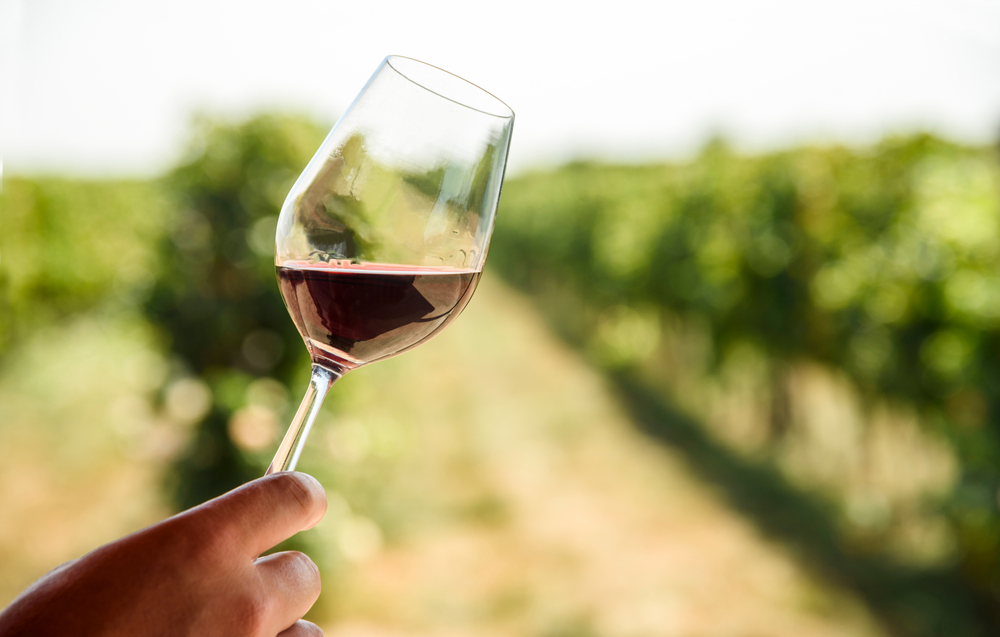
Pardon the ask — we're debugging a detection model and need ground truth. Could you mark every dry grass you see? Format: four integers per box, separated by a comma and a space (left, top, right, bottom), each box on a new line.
0, 278, 887, 636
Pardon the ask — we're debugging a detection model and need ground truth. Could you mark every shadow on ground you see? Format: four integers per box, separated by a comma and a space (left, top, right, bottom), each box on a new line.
610, 370, 993, 637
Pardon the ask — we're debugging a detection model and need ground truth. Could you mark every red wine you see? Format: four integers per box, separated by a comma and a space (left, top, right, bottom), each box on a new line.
277, 260, 481, 373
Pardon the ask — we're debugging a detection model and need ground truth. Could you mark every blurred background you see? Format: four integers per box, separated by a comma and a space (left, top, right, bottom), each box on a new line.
3, 1, 1000, 635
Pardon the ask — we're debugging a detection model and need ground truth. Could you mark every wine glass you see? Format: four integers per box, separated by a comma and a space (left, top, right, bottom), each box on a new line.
268, 56, 514, 474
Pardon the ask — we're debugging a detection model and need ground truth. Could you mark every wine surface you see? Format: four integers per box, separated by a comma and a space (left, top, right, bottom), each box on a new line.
277, 260, 481, 373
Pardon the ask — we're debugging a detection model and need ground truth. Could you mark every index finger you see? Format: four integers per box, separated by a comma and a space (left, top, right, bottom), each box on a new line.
196, 472, 328, 557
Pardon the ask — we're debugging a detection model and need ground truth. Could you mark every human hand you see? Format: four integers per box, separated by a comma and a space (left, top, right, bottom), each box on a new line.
0, 472, 327, 636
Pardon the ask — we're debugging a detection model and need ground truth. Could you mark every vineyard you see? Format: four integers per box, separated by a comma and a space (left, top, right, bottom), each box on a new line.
2, 116, 999, 636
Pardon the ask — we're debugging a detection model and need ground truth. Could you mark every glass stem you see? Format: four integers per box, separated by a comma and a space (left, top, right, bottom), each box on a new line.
266, 365, 340, 474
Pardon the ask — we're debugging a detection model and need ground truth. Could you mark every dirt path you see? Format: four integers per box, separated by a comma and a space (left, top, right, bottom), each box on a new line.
0, 275, 889, 636
307, 275, 886, 637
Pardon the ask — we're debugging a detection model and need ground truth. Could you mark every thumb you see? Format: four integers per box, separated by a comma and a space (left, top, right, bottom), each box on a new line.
190, 472, 328, 558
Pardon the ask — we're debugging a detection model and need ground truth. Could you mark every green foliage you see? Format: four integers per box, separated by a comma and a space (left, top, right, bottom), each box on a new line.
6, 113, 1000, 633
144, 114, 327, 507
0, 178, 168, 354
490, 134, 1000, 626
495, 136, 1000, 414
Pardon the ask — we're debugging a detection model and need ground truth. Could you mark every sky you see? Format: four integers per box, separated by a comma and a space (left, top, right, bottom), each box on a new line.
1, 0, 999, 177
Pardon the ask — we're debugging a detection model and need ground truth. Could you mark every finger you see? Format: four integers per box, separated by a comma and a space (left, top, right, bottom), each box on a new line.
279, 620, 324, 637
255, 551, 322, 630
196, 472, 328, 557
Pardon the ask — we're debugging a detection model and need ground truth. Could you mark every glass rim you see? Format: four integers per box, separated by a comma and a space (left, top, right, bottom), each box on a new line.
385, 55, 514, 120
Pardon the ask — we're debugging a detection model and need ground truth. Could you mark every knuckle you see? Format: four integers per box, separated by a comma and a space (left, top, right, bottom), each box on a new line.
291, 550, 320, 574
288, 550, 322, 589
231, 589, 271, 637
273, 472, 323, 518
